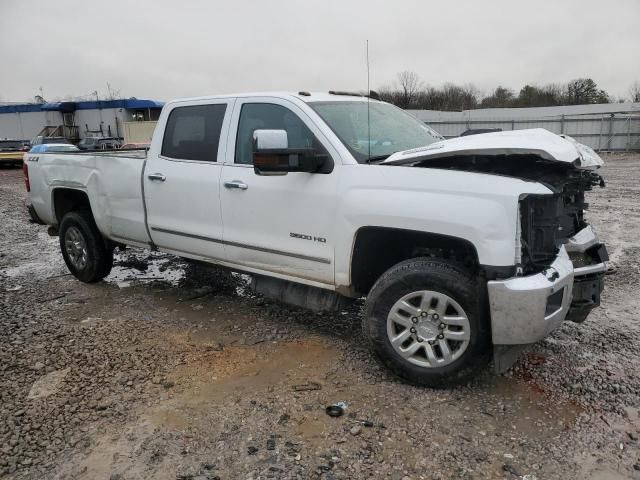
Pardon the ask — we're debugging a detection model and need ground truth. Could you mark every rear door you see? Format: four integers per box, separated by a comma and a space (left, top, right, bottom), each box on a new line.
219, 97, 340, 286
144, 99, 234, 260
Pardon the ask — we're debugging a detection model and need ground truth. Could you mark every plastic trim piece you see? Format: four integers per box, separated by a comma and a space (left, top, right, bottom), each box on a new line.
150, 227, 331, 264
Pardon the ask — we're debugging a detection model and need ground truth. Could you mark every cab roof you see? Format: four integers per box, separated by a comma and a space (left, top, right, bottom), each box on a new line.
167, 91, 383, 105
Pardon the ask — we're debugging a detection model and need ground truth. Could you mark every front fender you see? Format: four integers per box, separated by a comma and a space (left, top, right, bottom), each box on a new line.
334, 165, 552, 288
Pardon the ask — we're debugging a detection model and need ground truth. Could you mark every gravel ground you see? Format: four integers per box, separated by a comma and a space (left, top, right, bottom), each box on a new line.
1, 154, 639, 480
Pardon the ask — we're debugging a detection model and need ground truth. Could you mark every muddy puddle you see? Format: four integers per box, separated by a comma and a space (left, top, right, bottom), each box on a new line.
141, 340, 338, 456
463, 375, 584, 440
106, 250, 188, 288
105, 248, 253, 296
159, 340, 336, 404
1, 231, 65, 279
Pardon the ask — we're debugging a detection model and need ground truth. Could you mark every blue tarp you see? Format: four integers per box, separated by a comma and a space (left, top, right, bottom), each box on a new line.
0, 104, 44, 113
74, 99, 165, 110
0, 99, 164, 114
40, 102, 77, 113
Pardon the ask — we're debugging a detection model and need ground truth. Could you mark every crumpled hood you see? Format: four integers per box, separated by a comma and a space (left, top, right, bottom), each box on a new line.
382, 128, 604, 169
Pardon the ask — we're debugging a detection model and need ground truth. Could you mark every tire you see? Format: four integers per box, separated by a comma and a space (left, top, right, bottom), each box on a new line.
363, 257, 490, 387
59, 210, 113, 283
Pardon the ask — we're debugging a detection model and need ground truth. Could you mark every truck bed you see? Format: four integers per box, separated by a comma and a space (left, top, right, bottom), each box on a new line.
27, 150, 151, 246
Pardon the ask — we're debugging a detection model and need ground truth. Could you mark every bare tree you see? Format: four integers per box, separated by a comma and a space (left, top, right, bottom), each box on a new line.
106, 82, 122, 100
396, 71, 422, 108
630, 81, 640, 102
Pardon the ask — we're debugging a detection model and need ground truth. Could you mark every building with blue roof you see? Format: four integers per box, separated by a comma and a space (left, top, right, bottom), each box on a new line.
0, 98, 165, 143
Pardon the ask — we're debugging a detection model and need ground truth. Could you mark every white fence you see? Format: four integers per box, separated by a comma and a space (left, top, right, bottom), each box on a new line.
409, 103, 640, 151
123, 121, 157, 144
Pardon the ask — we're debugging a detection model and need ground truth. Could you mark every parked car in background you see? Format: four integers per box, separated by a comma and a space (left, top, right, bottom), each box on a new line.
0, 139, 29, 165
78, 137, 122, 151
120, 142, 151, 150
31, 136, 72, 146
29, 144, 80, 153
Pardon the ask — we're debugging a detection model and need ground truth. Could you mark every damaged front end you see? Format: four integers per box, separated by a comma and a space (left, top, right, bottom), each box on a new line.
517, 167, 608, 323
488, 223, 608, 372
389, 132, 609, 373
429, 156, 610, 373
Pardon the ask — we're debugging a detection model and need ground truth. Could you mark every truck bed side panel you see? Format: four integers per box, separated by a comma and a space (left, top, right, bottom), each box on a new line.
29, 153, 150, 245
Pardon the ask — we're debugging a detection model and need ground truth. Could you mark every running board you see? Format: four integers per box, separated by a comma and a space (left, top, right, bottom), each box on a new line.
251, 275, 352, 312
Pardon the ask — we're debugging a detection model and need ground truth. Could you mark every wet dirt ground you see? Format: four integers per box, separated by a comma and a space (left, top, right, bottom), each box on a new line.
1, 154, 639, 480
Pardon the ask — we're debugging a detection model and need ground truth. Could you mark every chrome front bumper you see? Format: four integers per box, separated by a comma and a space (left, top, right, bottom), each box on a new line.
488, 225, 607, 347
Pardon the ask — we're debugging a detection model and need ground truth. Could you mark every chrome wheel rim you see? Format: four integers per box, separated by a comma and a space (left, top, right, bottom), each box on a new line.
64, 226, 88, 270
386, 290, 471, 368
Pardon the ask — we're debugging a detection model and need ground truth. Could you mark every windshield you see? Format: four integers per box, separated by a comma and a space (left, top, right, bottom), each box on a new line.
309, 101, 440, 163
46, 145, 79, 152
43, 137, 70, 145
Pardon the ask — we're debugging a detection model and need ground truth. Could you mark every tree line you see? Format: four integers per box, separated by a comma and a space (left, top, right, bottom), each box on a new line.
378, 72, 640, 111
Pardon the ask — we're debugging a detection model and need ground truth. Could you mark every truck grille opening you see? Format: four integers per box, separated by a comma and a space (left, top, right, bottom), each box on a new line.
520, 169, 602, 274
520, 193, 584, 269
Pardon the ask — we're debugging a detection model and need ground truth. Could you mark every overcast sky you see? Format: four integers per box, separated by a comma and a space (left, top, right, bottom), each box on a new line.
1, 0, 639, 103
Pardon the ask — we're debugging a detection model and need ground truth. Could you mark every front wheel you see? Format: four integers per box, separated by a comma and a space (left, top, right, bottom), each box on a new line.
59, 210, 113, 283
363, 258, 490, 387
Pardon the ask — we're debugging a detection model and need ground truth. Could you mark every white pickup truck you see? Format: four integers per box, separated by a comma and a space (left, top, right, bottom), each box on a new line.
24, 91, 608, 386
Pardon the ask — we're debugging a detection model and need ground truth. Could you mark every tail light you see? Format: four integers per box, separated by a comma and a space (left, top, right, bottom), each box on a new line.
23, 162, 30, 192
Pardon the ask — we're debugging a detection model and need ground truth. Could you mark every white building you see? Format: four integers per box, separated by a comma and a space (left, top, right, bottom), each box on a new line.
408, 102, 640, 151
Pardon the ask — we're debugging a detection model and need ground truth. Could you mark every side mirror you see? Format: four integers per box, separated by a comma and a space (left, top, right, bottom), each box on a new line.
252, 129, 328, 175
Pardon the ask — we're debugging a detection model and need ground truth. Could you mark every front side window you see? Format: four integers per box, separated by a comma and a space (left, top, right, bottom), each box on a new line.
309, 101, 439, 163
235, 103, 322, 165
162, 104, 227, 162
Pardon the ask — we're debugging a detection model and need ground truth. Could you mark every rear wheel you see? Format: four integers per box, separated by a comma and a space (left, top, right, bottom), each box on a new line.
363, 258, 490, 387
59, 210, 113, 283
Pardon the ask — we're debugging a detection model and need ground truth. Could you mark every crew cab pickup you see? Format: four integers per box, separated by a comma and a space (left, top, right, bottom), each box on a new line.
24, 92, 608, 386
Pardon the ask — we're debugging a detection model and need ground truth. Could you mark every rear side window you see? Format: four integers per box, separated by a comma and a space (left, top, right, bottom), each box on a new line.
161, 104, 227, 162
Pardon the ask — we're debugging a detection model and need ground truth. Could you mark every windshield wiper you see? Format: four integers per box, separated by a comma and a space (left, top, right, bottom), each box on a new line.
366, 154, 393, 164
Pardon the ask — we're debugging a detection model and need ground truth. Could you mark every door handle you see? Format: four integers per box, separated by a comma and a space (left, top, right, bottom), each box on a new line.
147, 173, 166, 182
224, 180, 248, 190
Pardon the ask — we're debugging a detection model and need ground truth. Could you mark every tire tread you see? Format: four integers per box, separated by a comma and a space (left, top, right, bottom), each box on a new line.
363, 257, 489, 387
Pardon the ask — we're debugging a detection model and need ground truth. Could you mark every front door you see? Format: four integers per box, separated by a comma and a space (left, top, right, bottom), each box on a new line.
144, 99, 234, 260
219, 98, 339, 286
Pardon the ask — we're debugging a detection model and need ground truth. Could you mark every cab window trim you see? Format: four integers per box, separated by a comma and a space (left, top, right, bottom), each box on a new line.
160, 103, 228, 163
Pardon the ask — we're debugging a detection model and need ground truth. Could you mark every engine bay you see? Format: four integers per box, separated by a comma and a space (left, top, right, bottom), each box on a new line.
413, 154, 606, 274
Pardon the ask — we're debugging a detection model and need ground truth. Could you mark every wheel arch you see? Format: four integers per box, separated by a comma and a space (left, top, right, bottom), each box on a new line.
349, 226, 480, 296
51, 187, 92, 225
